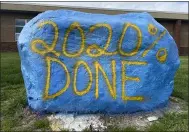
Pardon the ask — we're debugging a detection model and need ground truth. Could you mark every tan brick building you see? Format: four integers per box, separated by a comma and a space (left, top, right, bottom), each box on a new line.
1, 2, 188, 55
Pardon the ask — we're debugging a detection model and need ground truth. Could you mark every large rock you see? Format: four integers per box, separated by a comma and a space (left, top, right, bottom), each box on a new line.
17, 10, 180, 113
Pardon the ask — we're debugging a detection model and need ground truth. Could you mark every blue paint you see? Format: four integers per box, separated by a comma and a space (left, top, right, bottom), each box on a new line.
17, 10, 180, 113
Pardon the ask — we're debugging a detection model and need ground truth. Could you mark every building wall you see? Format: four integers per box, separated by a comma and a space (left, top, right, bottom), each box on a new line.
180, 21, 188, 55
1, 11, 38, 51
0, 10, 188, 55
158, 20, 174, 36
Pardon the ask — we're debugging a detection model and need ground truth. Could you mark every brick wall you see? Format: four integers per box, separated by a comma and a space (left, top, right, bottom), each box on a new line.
1, 42, 18, 52
0, 11, 38, 52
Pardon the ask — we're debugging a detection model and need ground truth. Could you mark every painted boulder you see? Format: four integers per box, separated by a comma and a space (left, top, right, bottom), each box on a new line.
17, 10, 180, 113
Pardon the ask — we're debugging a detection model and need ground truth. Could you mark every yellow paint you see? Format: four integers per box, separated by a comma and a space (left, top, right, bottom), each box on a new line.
148, 24, 158, 35
31, 20, 60, 57
156, 48, 168, 63
62, 22, 85, 58
86, 44, 104, 57
142, 30, 166, 57
73, 60, 93, 96
89, 24, 112, 50
121, 61, 147, 101
118, 23, 142, 56
86, 23, 117, 57
30, 21, 157, 101
43, 56, 70, 100
94, 60, 116, 99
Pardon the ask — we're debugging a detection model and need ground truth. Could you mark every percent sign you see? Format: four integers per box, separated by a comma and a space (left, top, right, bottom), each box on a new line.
141, 24, 167, 63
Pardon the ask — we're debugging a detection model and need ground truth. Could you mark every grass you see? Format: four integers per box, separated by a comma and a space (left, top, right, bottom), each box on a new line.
0, 52, 188, 131
0, 52, 50, 131
105, 126, 138, 132
146, 112, 188, 132
173, 56, 188, 102
33, 118, 50, 130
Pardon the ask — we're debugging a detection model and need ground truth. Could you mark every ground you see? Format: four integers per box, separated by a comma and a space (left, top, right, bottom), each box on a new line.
0, 52, 188, 131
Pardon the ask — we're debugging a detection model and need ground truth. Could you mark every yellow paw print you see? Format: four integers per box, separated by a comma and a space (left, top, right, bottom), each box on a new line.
148, 24, 158, 35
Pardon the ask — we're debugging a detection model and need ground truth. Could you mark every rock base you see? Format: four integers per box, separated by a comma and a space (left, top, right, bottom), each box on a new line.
47, 97, 187, 131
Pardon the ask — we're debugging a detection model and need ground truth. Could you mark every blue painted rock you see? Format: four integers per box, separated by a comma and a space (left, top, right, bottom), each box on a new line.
17, 10, 180, 113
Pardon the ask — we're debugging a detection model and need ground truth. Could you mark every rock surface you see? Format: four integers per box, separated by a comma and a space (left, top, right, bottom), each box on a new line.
147, 116, 158, 122
17, 10, 180, 113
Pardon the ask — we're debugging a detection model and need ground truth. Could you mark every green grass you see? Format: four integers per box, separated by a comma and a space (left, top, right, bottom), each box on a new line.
147, 112, 188, 131
33, 118, 50, 130
0, 52, 188, 131
173, 56, 188, 102
0, 52, 50, 131
105, 126, 138, 132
